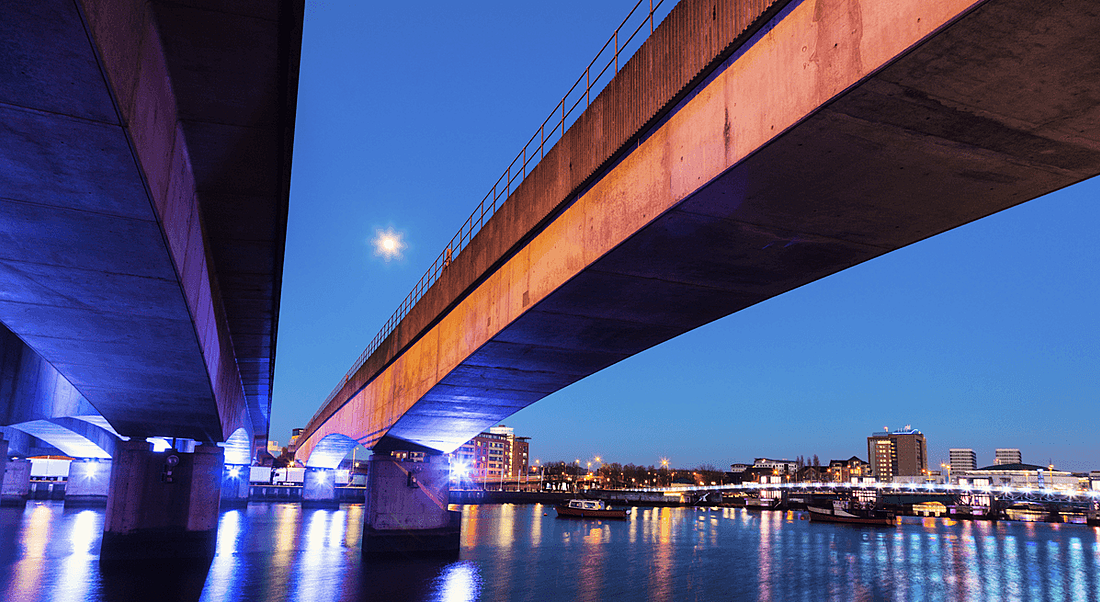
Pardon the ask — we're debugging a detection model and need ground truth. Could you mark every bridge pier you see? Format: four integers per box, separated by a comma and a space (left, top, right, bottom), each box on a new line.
100, 441, 223, 562
302, 467, 338, 508
220, 464, 250, 508
1, 454, 30, 507
0, 437, 9, 505
362, 454, 460, 559
65, 458, 111, 506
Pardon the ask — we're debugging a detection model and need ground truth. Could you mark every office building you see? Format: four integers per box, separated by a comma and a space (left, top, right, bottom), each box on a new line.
287, 427, 304, 454
949, 448, 977, 473
995, 448, 1022, 465
867, 426, 927, 480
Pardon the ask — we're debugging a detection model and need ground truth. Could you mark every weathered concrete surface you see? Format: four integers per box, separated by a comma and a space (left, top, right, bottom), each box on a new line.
299, 0, 1100, 457
0, 439, 7, 504
0, 323, 97, 425
66, 458, 112, 506
0, 0, 300, 444
101, 441, 223, 560
220, 464, 250, 507
301, 467, 337, 508
362, 456, 459, 558
1, 458, 31, 506
0, 427, 58, 458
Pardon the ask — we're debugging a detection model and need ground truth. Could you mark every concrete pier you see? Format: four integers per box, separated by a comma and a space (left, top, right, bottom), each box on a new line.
65, 458, 111, 506
100, 441, 223, 562
0, 438, 7, 504
220, 464, 250, 508
362, 455, 460, 559
1, 456, 30, 507
302, 467, 337, 508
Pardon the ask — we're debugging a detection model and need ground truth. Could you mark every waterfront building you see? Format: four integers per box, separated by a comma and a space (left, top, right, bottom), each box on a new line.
449, 425, 530, 486
826, 456, 870, 482
795, 465, 828, 482
995, 448, 1022, 465
729, 463, 750, 473
753, 458, 797, 474
867, 426, 927, 480
949, 448, 977, 473
955, 462, 1076, 490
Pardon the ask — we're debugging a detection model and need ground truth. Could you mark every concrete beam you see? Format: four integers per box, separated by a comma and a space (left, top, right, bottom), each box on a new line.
0, 0, 300, 443
299, 0, 1100, 458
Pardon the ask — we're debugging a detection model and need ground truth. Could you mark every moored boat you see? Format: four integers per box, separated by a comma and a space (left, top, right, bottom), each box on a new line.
807, 500, 895, 526
744, 496, 777, 510
555, 499, 630, 519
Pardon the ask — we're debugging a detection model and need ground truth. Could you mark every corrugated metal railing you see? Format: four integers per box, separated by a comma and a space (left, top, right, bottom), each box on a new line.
321, 0, 668, 408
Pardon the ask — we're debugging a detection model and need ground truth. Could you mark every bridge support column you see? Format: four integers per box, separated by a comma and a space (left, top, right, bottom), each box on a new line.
302, 467, 337, 508
100, 441, 223, 562
362, 454, 460, 559
0, 437, 7, 503
220, 464, 250, 508
65, 459, 111, 506
1, 456, 30, 507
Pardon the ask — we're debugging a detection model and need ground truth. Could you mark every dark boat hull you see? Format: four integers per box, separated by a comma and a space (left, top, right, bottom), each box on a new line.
554, 505, 629, 519
807, 506, 895, 526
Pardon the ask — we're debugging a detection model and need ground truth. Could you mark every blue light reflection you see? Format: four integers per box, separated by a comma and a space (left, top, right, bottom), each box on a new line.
433, 561, 482, 602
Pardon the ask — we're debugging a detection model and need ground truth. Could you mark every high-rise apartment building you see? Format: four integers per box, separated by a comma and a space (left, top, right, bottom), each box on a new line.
995, 448, 1022, 465
867, 426, 927, 480
949, 448, 977, 473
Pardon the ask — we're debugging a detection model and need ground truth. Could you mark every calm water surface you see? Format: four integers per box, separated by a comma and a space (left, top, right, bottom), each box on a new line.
1, 500, 1099, 601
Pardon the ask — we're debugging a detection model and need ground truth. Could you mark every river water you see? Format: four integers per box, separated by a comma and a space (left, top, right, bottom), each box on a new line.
1, 500, 1098, 601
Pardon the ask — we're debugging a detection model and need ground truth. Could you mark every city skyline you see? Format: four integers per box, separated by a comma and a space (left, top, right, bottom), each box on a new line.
274, 1, 1099, 472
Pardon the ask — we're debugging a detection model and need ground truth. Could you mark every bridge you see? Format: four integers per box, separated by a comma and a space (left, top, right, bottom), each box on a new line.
598, 481, 1100, 523
294, 0, 1100, 555
0, 0, 301, 558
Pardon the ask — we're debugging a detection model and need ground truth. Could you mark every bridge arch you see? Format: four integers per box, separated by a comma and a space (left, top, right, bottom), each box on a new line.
301, 433, 358, 469
6, 419, 113, 459
219, 427, 252, 465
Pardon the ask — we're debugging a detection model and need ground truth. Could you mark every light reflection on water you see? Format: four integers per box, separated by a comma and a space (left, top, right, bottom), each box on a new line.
2, 501, 1100, 601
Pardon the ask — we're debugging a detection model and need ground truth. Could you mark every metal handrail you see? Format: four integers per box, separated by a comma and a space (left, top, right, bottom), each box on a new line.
322, 0, 667, 408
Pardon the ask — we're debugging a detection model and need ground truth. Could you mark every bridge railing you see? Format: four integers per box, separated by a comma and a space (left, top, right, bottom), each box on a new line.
322, 0, 670, 408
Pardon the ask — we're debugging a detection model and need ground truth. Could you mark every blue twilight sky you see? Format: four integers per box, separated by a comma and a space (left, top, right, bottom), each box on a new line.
274, 1, 1099, 472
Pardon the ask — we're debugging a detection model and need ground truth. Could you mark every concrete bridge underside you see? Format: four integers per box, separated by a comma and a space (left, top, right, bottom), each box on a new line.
299, 0, 1100, 461
0, 0, 299, 444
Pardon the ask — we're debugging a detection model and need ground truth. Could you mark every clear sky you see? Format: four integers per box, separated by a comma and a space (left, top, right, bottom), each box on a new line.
275, 1, 1099, 472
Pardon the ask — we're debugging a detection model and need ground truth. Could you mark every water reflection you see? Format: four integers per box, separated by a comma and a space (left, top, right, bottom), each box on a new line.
3, 502, 1100, 601
434, 562, 481, 602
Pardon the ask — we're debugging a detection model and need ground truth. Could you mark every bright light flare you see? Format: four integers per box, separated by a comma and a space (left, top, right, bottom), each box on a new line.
372, 228, 406, 261
450, 461, 470, 480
